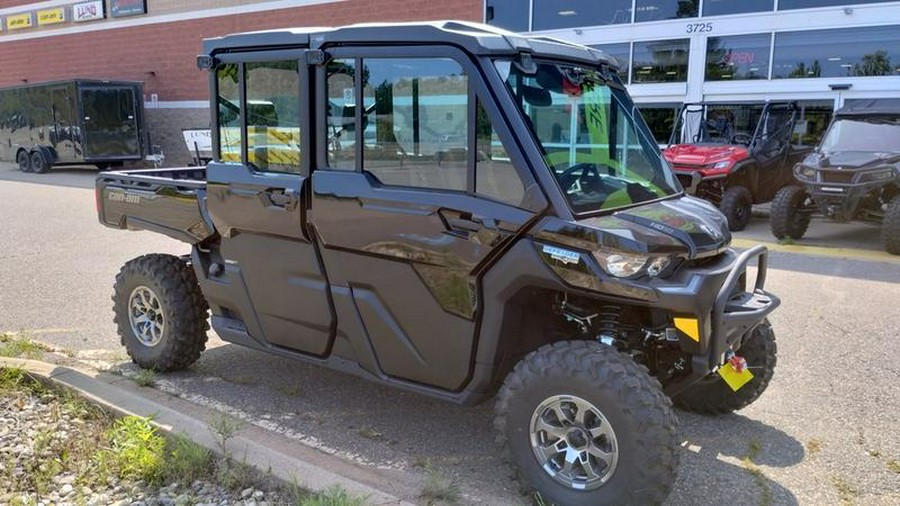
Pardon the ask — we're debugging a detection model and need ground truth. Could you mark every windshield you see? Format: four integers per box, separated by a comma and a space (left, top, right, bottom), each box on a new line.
819, 117, 900, 153
495, 60, 680, 214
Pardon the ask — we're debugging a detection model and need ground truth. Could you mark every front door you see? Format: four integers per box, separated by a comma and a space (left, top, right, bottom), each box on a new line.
205, 55, 335, 356
310, 49, 542, 391
80, 85, 141, 160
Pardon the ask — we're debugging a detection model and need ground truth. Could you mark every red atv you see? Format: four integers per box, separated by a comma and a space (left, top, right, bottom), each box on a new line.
664, 102, 809, 230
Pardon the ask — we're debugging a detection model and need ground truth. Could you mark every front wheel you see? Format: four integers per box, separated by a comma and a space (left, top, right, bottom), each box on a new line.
720, 185, 753, 231
883, 195, 900, 255
673, 320, 776, 415
494, 341, 678, 506
113, 254, 210, 371
770, 185, 812, 240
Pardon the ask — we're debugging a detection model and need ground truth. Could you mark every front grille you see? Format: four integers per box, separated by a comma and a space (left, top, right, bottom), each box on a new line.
676, 174, 694, 189
820, 170, 856, 184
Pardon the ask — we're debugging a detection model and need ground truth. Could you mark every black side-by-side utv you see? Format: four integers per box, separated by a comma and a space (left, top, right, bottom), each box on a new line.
770, 98, 900, 254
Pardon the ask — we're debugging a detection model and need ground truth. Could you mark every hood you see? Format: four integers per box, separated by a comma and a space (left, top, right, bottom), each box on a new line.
535, 196, 730, 259
801, 150, 900, 171
664, 143, 749, 167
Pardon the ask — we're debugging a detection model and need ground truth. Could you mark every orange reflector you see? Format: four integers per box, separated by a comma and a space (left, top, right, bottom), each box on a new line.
673, 317, 700, 342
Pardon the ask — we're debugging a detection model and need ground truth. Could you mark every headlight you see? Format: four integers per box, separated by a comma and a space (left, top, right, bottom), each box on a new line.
860, 168, 897, 182
795, 166, 817, 180
712, 161, 731, 170
594, 250, 671, 278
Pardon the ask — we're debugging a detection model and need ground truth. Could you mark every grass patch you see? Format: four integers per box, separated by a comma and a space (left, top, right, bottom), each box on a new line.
95, 415, 167, 485
806, 438, 823, 456
831, 475, 858, 505
167, 433, 214, 485
0, 367, 45, 395
742, 441, 773, 506
133, 368, 157, 387
357, 426, 383, 440
298, 485, 368, 506
777, 237, 795, 246
420, 465, 460, 505
275, 381, 303, 397
0, 333, 47, 359
888, 460, 900, 474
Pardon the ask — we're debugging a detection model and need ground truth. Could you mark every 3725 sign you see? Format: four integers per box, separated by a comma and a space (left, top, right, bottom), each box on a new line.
686, 22, 713, 34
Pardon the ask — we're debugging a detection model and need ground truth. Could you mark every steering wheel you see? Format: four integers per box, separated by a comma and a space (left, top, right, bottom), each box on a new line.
730, 133, 753, 146
558, 163, 602, 193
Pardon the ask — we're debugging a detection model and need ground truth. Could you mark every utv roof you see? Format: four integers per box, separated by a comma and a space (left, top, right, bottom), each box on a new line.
836, 98, 900, 117
201, 20, 617, 69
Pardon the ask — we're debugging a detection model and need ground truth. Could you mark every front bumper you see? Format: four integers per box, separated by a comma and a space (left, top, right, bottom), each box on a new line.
661, 245, 780, 395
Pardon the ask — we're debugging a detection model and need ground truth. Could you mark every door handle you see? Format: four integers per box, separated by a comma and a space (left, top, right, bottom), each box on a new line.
446, 217, 482, 232
268, 192, 293, 207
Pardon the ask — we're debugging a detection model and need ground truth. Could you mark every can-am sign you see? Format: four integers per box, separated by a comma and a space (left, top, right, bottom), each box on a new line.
73, 1, 105, 22
111, 0, 147, 18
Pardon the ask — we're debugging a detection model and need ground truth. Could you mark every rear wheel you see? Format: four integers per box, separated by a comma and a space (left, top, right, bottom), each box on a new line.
495, 341, 678, 505
673, 320, 776, 415
30, 150, 51, 174
884, 195, 900, 255
17, 151, 32, 173
113, 254, 210, 371
720, 185, 753, 231
770, 185, 812, 240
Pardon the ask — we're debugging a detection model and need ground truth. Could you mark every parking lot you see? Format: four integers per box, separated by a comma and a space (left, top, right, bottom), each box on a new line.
1, 164, 898, 505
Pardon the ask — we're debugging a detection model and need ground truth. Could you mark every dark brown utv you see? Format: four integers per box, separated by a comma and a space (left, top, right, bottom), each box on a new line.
770, 98, 900, 254
96, 22, 780, 505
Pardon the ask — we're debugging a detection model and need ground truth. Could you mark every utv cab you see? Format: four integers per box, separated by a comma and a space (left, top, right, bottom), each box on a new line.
664, 102, 808, 231
770, 98, 900, 254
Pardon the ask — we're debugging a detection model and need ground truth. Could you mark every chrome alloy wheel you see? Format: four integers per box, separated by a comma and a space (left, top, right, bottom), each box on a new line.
128, 286, 165, 347
529, 394, 619, 490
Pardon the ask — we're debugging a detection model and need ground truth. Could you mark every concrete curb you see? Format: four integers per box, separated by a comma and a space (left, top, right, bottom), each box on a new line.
0, 357, 417, 506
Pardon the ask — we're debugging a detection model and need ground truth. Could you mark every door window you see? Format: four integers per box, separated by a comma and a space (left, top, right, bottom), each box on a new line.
325, 58, 358, 170
476, 101, 525, 206
216, 64, 241, 163
245, 61, 301, 173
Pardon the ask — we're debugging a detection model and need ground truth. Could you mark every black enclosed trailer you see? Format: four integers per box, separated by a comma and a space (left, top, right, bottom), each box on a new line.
0, 79, 147, 173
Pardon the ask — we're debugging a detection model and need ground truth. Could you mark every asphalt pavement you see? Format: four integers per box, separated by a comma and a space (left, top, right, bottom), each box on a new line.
1, 164, 898, 505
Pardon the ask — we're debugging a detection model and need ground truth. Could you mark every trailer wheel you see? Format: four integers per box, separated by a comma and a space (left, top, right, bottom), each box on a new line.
17, 150, 32, 173
495, 341, 678, 505
113, 254, 210, 371
30, 150, 51, 174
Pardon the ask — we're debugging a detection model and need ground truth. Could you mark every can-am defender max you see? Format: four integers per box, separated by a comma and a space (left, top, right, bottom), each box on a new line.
664, 102, 808, 231
96, 22, 781, 505
770, 98, 900, 254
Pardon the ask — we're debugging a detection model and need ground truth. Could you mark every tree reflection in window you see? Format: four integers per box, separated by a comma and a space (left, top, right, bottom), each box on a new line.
632, 39, 690, 83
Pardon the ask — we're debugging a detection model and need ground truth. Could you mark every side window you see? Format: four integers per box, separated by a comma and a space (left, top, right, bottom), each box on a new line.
476, 101, 525, 206
360, 58, 468, 191
245, 61, 301, 173
326, 58, 357, 170
216, 64, 241, 163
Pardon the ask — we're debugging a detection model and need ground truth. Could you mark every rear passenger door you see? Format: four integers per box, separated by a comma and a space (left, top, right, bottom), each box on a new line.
204, 52, 336, 356
309, 47, 545, 391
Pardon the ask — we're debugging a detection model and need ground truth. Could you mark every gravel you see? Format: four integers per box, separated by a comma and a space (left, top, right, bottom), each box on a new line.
0, 384, 288, 506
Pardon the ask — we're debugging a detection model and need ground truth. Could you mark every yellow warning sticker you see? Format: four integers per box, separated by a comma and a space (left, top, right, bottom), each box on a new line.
717, 363, 754, 392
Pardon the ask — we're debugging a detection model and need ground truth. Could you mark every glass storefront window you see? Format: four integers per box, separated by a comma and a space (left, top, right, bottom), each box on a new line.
793, 101, 834, 146
591, 43, 631, 82
773, 25, 900, 79
637, 104, 681, 143
632, 39, 690, 83
702, 0, 774, 16
486, 0, 530, 32
778, 0, 896, 10
532, 0, 631, 30
635, 0, 697, 22
706, 34, 771, 81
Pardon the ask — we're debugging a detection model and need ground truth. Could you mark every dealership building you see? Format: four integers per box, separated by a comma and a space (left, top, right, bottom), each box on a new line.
0, 0, 898, 164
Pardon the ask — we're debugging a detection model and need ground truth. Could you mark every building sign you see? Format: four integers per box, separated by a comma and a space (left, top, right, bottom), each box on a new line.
6, 13, 34, 30
37, 8, 66, 26
73, 1, 105, 22
110, 0, 147, 18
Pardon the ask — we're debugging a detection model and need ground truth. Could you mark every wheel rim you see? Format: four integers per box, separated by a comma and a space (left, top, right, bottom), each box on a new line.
128, 286, 165, 347
529, 395, 619, 490
17, 153, 28, 171
31, 153, 44, 171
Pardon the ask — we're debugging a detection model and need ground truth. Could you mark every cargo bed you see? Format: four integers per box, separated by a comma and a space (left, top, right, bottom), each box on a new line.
96, 167, 216, 244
